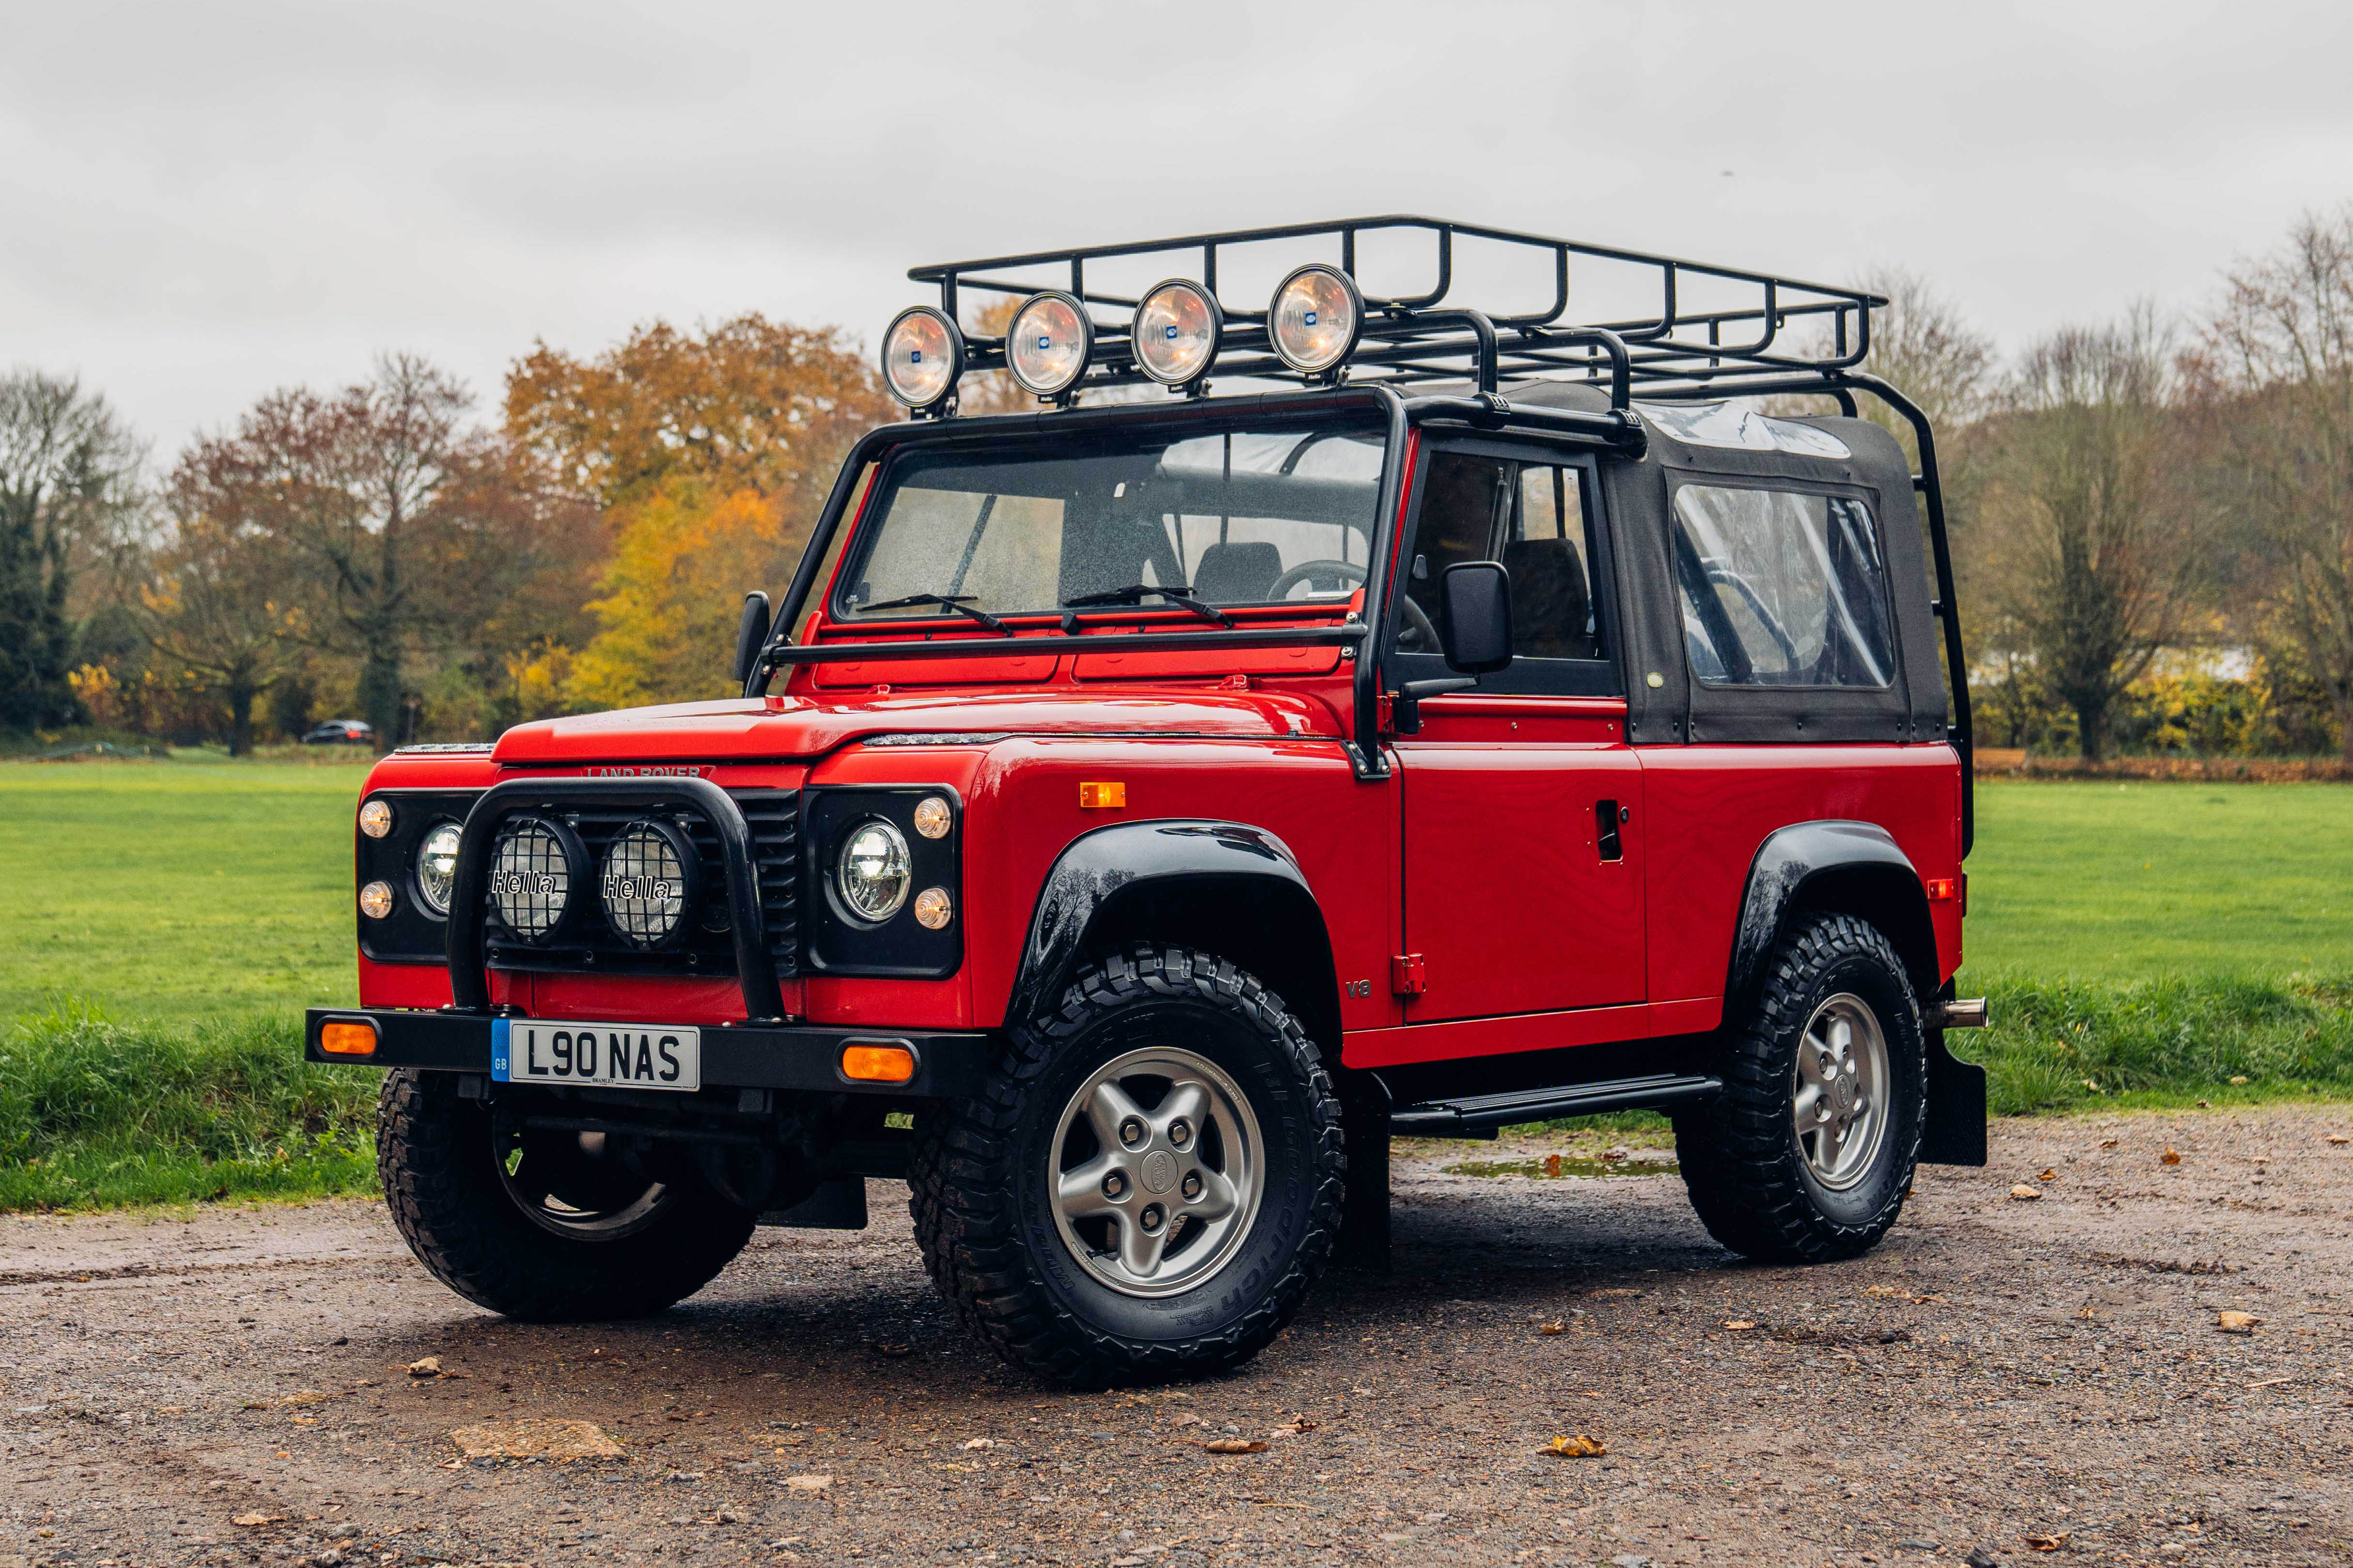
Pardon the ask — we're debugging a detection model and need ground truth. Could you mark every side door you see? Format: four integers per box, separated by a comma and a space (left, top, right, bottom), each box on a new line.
1390, 442, 1645, 1023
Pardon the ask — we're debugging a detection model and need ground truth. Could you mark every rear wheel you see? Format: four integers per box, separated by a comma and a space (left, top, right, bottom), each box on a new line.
377, 1070, 755, 1321
1674, 913, 1926, 1264
910, 943, 1344, 1385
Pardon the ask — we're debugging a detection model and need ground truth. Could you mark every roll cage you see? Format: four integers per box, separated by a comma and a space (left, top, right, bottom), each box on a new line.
750, 216, 1973, 851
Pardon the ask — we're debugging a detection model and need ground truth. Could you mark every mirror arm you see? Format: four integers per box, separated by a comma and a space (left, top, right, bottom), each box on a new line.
1391, 675, 1479, 737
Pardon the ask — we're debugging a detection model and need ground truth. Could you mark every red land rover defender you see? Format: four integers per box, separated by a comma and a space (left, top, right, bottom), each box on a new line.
314, 218, 1989, 1385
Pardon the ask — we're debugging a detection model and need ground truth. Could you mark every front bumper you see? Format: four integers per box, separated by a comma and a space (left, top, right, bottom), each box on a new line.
303, 1007, 996, 1099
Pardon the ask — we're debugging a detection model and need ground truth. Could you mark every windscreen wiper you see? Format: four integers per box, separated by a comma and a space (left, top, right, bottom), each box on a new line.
857, 592, 1012, 635
1060, 583, 1233, 627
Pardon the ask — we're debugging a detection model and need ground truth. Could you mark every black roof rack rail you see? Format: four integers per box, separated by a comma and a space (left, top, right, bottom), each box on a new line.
907, 214, 1890, 411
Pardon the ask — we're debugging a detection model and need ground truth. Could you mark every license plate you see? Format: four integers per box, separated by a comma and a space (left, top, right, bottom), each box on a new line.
492, 1019, 702, 1092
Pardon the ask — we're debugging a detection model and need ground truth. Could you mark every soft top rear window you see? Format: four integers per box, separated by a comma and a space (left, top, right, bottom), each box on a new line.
835, 421, 1387, 622
1671, 483, 1896, 689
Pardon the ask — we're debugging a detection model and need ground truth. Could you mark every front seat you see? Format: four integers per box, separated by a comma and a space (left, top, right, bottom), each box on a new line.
1499, 538, 1596, 659
1191, 541, 1283, 603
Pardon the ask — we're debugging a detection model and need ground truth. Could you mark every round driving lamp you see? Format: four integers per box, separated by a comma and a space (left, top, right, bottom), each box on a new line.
415, 822, 463, 916
881, 305, 965, 410
358, 798, 393, 839
1131, 279, 1222, 386
1006, 291, 1095, 398
600, 819, 699, 950
1268, 263, 1363, 377
835, 819, 912, 922
489, 817, 587, 941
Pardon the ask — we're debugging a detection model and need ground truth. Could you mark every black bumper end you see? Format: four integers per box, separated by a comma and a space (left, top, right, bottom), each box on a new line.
303, 1008, 996, 1100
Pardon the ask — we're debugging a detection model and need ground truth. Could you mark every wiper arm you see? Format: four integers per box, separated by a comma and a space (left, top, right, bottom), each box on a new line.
1060, 583, 1233, 627
856, 592, 1011, 635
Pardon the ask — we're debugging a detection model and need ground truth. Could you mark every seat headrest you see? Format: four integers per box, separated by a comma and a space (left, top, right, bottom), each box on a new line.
1192, 541, 1284, 603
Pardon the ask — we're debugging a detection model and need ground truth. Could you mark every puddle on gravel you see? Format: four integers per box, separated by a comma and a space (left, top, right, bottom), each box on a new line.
1442, 1152, 1679, 1180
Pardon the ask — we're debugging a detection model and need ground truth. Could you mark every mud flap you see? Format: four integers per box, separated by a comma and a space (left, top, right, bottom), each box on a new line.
1333, 1070, 1393, 1272
758, 1174, 870, 1230
1919, 1029, 1988, 1166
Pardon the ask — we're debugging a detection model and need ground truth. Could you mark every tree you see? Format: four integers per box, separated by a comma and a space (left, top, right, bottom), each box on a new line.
173, 355, 560, 747
1842, 267, 1997, 465
505, 316, 892, 708
1979, 309, 2198, 760
142, 512, 302, 756
0, 372, 143, 727
2191, 206, 2353, 761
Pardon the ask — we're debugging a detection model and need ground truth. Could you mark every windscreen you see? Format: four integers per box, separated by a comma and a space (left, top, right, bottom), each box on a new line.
835, 422, 1387, 621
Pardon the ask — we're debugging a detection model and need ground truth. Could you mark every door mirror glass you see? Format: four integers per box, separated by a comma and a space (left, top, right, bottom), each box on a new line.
1439, 561, 1513, 675
733, 591, 773, 685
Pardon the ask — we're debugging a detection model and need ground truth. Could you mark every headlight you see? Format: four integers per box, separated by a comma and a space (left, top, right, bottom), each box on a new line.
416, 823, 463, 916
490, 818, 586, 941
835, 819, 911, 922
1006, 291, 1094, 398
601, 819, 697, 950
1131, 279, 1222, 386
882, 305, 964, 409
1268, 263, 1362, 376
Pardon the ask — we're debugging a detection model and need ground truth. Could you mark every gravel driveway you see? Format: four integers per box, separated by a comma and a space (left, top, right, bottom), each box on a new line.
5, 1106, 2350, 1568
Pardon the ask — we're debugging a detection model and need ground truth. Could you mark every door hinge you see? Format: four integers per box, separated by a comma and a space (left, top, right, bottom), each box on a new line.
1391, 953, 1427, 996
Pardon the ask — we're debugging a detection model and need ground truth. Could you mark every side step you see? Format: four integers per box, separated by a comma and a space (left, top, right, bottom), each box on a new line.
1390, 1073, 1722, 1138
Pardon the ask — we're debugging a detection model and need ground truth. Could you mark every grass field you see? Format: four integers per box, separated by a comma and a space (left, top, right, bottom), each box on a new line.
2, 760, 2350, 1208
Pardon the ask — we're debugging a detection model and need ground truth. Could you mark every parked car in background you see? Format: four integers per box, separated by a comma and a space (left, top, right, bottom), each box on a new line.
302, 720, 375, 746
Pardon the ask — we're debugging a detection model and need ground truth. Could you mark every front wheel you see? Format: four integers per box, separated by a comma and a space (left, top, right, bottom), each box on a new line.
377, 1070, 756, 1321
1674, 913, 1927, 1264
909, 944, 1345, 1385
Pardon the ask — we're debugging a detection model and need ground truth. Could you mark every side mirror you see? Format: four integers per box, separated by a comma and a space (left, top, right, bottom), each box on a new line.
1439, 560, 1513, 675
733, 591, 773, 687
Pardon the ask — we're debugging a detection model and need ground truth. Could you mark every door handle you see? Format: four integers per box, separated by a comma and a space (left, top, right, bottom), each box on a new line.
1595, 799, 1623, 861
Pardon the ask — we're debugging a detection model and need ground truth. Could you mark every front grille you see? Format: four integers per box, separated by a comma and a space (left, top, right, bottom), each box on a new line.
485, 787, 799, 979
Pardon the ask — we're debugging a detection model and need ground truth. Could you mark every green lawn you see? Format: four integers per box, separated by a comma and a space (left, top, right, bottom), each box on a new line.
0, 759, 362, 1024
1963, 781, 2353, 981
1, 759, 2350, 1208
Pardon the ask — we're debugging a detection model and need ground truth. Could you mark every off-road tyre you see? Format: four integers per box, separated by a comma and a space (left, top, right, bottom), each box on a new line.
1674, 913, 1927, 1265
377, 1069, 756, 1321
908, 943, 1346, 1385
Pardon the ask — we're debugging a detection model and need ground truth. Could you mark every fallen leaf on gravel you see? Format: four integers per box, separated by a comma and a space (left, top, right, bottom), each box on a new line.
1591, 1287, 1644, 1297
870, 1342, 913, 1358
284, 1390, 329, 1406
1270, 1417, 1319, 1434
783, 1475, 833, 1493
1199, 1438, 1268, 1454
2009, 1185, 2042, 1201
2038, 1168, 2057, 1181
1723, 1320, 1757, 1331
2217, 1311, 2262, 1334
2161, 1149, 2182, 1165
1542, 1434, 1606, 1458
448, 1418, 626, 1461
405, 1357, 441, 1378
2100, 1138, 2120, 1148
2328, 1135, 2349, 1146
1538, 1321, 1566, 1335
1864, 1285, 1900, 1298
232, 1513, 283, 1527
961, 1437, 997, 1449
2024, 1531, 2069, 1551
2229, 1075, 2248, 1085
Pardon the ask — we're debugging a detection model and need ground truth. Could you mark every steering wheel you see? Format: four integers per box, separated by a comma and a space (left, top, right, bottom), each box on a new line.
1396, 594, 1442, 652
1266, 558, 1365, 599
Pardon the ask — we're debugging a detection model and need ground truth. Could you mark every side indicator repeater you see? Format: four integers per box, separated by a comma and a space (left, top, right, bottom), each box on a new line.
1078, 781, 1127, 809
319, 1020, 378, 1056
1923, 877, 1958, 902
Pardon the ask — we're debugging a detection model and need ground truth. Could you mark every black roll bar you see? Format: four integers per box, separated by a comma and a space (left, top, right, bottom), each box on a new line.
446, 778, 787, 1023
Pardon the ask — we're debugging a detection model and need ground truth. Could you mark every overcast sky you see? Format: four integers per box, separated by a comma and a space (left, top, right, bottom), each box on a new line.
7, 0, 2351, 460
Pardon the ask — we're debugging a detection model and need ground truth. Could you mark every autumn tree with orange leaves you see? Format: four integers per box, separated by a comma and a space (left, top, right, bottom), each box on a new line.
504, 316, 893, 709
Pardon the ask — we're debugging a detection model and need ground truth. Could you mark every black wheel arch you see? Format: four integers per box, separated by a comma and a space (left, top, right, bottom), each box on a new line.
1008, 820, 1341, 1054
1730, 820, 1938, 1004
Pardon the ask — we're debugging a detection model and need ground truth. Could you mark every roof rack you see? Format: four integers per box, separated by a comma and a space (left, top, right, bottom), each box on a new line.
908, 215, 1889, 409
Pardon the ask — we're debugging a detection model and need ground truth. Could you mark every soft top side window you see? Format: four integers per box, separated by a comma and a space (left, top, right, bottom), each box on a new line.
1670, 484, 1895, 689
